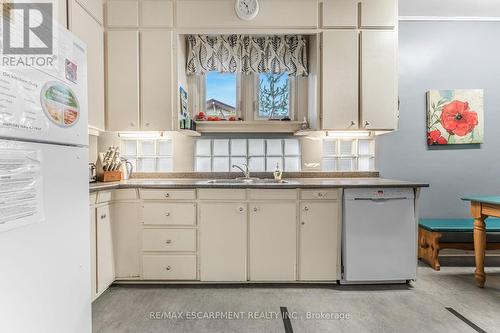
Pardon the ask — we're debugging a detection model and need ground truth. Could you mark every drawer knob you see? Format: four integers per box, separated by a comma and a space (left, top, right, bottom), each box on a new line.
301, 221, 305, 225
100, 214, 107, 219
164, 193, 170, 198
165, 212, 171, 217
317, 192, 324, 197
166, 266, 172, 271
238, 207, 244, 212
253, 207, 258, 212
165, 239, 172, 244
304, 206, 309, 211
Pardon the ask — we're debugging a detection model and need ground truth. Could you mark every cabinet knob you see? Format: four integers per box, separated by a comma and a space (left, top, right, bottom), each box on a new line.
363, 121, 371, 127
165, 239, 172, 244
317, 192, 324, 197
100, 214, 107, 219
130, 122, 135, 127
166, 266, 172, 271
165, 212, 171, 217
164, 193, 170, 198
304, 206, 309, 211
238, 207, 244, 212
253, 207, 258, 212
349, 120, 356, 127
145, 123, 150, 127
301, 221, 305, 225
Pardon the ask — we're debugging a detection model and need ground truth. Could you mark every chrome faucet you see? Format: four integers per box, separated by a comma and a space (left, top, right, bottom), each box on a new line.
232, 163, 251, 179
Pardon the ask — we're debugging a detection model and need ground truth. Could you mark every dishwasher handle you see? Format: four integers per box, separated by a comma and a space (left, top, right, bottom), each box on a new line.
353, 197, 409, 202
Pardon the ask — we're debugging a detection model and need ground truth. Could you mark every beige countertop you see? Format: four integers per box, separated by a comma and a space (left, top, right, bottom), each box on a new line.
89, 178, 429, 193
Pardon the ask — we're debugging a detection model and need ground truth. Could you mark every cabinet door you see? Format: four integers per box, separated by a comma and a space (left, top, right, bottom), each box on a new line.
361, 30, 398, 130
142, 0, 173, 27
322, 0, 358, 28
200, 203, 247, 281
106, 0, 139, 27
140, 30, 173, 130
360, 0, 397, 28
322, 31, 359, 130
70, 0, 105, 131
89, 207, 97, 301
111, 202, 141, 279
96, 205, 115, 295
299, 202, 339, 280
106, 30, 140, 131
249, 202, 296, 281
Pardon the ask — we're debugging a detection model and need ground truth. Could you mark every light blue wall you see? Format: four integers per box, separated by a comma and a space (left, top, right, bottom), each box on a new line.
376, 21, 500, 218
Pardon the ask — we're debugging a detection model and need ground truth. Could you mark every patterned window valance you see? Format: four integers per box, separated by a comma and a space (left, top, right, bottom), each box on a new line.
186, 35, 308, 76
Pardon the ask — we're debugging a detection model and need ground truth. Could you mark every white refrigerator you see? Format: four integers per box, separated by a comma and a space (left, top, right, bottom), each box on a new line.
0, 24, 91, 333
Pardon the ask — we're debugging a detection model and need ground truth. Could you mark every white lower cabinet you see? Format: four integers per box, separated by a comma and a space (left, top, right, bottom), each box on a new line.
111, 202, 141, 279
249, 201, 297, 281
142, 255, 197, 280
96, 205, 115, 295
299, 202, 340, 280
199, 202, 247, 281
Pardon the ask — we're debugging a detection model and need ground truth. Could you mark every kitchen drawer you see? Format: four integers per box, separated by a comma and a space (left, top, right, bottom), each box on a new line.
140, 189, 196, 201
300, 189, 340, 200
96, 191, 112, 203
142, 255, 197, 280
113, 189, 138, 201
198, 189, 246, 200
143, 202, 196, 226
89, 193, 97, 205
248, 189, 297, 200
142, 229, 196, 252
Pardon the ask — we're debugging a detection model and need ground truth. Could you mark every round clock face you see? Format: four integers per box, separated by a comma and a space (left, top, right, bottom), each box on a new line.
235, 0, 259, 21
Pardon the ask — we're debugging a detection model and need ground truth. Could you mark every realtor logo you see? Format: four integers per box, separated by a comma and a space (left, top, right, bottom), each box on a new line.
2, 2, 53, 55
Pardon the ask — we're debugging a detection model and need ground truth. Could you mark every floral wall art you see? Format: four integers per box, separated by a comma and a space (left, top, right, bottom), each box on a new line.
427, 89, 484, 145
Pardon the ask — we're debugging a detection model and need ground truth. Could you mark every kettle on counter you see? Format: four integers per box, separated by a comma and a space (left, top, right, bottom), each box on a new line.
120, 158, 133, 180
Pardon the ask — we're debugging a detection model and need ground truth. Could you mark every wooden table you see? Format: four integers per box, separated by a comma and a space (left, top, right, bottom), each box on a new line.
462, 196, 500, 287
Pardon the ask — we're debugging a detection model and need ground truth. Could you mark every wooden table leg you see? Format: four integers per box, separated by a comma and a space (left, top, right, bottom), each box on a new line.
471, 202, 486, 287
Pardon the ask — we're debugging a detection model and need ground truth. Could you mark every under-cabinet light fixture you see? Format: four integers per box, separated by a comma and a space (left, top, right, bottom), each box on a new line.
326, 131, 371, 138
118, 131, 164, 139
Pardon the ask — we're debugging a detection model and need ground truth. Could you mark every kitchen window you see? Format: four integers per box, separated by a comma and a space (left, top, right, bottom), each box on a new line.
204, 72, 240, 119
256, 72, 293, 120
120, 139, 173, 172
321, 138, 375, 172
195, 138, 301, 172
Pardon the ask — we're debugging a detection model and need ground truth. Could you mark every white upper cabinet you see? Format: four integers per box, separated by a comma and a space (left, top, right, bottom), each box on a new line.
360, 0, 397, 28
106, 0, 139, 27
322, 0, 397, 28
322, 0, 358, 28
76, 0, 104, 24
321, 30, 359, 130
106, 30, 140, 131
69, 0, 105, 131
360, 30, 398, 130
140, 30, 173, 131
176, 0, 318, 28
141, 0, 174, 27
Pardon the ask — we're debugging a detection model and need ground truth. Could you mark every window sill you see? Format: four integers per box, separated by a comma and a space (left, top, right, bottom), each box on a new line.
194, 120, 303, 133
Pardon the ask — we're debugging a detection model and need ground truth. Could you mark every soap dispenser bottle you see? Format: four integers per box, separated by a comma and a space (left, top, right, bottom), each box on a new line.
273, 163, 282, 182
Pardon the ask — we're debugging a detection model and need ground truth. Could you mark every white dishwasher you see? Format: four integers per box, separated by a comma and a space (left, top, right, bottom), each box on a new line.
342, 188, 417, 284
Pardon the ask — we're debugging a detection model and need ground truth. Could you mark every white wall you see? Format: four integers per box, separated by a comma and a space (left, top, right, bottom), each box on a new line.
377, 21, 500, 218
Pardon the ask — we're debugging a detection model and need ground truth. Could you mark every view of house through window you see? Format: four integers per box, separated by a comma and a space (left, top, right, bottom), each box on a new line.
205, 72, 237, 119
258, 72, 290, 119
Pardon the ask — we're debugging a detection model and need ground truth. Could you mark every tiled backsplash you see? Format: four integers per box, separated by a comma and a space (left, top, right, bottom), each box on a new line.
120, 139, 174, 172
321, 139, 375, 172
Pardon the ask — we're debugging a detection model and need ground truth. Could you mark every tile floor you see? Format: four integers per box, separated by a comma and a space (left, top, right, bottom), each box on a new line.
92, 263, 500, 333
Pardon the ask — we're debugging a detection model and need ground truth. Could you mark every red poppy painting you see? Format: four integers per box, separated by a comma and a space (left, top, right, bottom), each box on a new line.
427, 90, 483, 145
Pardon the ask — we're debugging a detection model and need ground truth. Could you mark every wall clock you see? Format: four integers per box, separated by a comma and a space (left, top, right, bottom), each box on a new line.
235, 0, 259, 21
